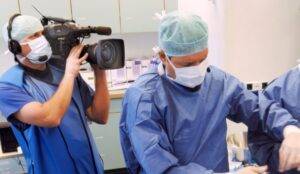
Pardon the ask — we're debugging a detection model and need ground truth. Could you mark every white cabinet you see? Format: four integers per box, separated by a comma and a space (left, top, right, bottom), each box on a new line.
71, 0, 120, 33
16, 0, 178, 34
90, 113, 125, 170
19, 0, 71, 20
120, 0, 164, 33
89, 99, 125, 170
165, 0, 178, 12
0, 0, 19, 39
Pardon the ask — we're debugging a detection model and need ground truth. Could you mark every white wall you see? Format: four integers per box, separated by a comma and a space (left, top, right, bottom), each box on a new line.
0, 42, 16, 75
224, 0, 300, 82
179, 0, 300, 83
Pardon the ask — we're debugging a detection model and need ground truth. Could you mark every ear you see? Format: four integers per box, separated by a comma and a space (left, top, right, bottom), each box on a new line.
20, 43, 31, 57
158, 51, 168, 64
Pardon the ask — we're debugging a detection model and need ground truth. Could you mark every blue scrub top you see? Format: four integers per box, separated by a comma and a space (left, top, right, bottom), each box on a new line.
248, 66, 300, 174
0, 64, 104, 174
120, 65, 300, 174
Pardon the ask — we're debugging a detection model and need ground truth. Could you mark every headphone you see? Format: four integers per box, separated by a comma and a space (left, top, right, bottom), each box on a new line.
7, 13, 22, 55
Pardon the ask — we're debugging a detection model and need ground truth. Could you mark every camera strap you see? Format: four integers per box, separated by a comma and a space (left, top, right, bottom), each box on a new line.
21, 64, 55, 85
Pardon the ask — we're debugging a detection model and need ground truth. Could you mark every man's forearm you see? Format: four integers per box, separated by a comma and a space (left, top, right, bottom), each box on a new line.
42, 74, 75, 124
88, 68, 110, 124
16, 74, 76, 127
258, 93, 300, 140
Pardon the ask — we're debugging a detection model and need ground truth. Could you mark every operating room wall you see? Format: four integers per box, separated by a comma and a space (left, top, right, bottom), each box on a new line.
224, 0, 300, 83
179, 0, 300, 83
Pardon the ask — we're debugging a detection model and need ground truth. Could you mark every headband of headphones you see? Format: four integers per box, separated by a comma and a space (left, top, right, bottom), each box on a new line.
7, 13, 21, 40
7, 13, 22, 55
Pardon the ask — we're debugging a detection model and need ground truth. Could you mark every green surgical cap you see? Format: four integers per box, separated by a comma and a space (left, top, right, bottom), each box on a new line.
158, 11, 208, 56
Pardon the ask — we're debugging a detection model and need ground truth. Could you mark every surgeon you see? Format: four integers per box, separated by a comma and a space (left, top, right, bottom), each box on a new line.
119, 11, 300, 174
248, 67, 300, 173
0, 14, 109, 174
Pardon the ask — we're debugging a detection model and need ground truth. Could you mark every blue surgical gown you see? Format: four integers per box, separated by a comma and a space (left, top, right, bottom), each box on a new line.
0, 64, 104, 174
119, 65, 300, 174
248, 66, 300, 174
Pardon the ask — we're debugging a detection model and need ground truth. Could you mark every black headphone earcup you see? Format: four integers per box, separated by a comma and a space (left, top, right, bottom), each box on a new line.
8, 39, 22, 55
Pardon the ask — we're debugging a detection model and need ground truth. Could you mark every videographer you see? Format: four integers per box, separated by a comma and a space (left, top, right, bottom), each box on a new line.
0, 14, 109, 174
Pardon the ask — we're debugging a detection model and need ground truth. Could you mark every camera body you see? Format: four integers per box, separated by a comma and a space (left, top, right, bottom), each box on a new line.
42, 17, 125, 70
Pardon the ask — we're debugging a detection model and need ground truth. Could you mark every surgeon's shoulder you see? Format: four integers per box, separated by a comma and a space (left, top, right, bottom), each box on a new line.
0, 65, 25, 88
208, 65, 239, 83
208, 65, 247, 96
265, 66, 300, 92
124, 70, 161, 101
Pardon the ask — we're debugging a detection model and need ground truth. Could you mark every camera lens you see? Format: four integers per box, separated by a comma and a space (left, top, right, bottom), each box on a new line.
86, 39, 124, 69
101, 41, 116, 64
92, 39, 124, 69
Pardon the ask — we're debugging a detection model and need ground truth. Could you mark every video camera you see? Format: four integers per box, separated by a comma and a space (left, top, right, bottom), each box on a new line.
38, 11, 125, 70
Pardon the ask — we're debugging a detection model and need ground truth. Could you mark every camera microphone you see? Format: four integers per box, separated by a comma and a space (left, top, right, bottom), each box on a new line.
90, 26, 112, 35
73, 26, 112, 37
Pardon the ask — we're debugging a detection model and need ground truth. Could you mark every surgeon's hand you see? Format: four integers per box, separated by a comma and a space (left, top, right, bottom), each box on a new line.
237, 165, 268, 174
65, 44, 88, 78
279, 132, 300, 172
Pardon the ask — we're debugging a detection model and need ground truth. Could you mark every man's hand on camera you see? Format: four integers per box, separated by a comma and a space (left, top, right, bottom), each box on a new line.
91, 64, 106, 79
90, 64, 99, 71
65, 44, 88, 78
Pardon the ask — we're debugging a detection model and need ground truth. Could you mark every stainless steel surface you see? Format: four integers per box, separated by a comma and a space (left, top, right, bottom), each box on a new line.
0, 152, 22, 160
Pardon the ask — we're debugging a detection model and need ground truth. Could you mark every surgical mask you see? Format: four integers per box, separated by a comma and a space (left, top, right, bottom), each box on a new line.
166, 56, 208, 88
22, 35, 52, 64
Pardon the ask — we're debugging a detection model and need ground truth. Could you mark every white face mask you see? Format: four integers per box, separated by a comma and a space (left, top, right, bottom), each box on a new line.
22, 35, 52, 64
166, 56, 208, 88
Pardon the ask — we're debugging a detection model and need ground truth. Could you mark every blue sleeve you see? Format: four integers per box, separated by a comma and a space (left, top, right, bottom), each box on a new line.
227, 77, 300, 141
119, 93, 143, 174
227, 79, 261, 127
248, 73, 300, 173
0, 83, 34, 128
77, 75, 95, 112
248, 130, 281, 173
257, 90, 300, 140
121, 89, 214, 174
